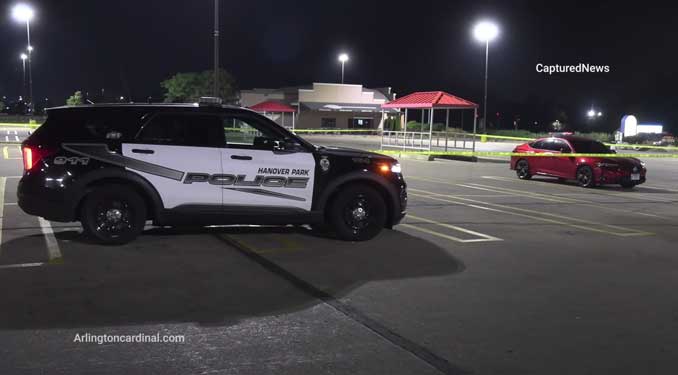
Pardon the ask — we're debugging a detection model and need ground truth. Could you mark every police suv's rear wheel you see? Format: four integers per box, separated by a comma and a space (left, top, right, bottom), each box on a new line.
81, 185, 147, 245
329, 184, 386, 241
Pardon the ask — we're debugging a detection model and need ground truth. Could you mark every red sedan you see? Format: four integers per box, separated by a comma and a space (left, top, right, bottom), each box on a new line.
510, 135, 646, 188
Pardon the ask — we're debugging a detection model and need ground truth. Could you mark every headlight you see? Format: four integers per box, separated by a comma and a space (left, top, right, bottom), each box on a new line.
377, 162, 402, 174
640, 161, 646, 168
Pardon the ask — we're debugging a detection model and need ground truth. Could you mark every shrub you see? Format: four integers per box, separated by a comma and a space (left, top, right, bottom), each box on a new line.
432, 123, 446, 132
406, 121, 423, 132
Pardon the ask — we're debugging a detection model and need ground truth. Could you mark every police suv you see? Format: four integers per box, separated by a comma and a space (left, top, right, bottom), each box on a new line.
18, 99, 407, 244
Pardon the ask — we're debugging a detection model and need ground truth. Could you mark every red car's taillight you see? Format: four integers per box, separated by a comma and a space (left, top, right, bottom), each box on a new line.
22, 145, 55, 172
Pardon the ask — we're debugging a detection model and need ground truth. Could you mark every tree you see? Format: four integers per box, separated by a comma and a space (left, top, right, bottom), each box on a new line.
66, 91, 84, 106
161, 69, 237, 103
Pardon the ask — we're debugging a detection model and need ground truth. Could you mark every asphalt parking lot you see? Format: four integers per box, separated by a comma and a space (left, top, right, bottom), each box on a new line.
2, 139, 678, 374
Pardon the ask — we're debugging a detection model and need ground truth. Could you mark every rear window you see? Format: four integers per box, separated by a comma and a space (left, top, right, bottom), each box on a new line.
136, 113, 223, 147
30, 108, 147, 144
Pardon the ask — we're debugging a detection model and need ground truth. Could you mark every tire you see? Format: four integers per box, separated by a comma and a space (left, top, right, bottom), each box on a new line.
515, 159, 532, 180
328, 184, 387, 241
620, 181, 636, 189
576, 166, 595, 188
80, 185, 147, 245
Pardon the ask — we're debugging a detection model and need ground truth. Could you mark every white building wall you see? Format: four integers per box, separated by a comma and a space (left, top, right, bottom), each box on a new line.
240, 90, 285, 108
298, 83, 386, 105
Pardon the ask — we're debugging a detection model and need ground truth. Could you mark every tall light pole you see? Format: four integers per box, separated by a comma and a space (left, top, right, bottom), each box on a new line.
13, 3, 35, 113
473, 20, 499, 133
20, 53, 27, 100
338, 53, 349, 84
213, 0, 220, 97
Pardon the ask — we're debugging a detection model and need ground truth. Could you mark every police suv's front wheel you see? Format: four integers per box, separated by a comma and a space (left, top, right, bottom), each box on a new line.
80, 185, 147, 245
329, 184, 386, 241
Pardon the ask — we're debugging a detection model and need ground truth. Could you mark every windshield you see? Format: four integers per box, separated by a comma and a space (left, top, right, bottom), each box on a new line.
569, 140, 610, 154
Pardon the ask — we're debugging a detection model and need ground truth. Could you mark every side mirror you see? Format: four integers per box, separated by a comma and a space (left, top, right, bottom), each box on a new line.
274, 139, 299, 153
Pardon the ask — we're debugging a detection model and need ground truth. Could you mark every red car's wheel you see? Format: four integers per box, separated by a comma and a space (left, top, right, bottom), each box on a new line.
576, 166, 595, 188
516, 159, 532, 180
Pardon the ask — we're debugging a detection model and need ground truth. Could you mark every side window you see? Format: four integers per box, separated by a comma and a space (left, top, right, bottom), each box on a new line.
541, 140, 559, 151
223, 116, 284, 150
531, 140, 546, 149
553, 140, 571, 153
137, 114, 222, 147
34, 109, 145, 143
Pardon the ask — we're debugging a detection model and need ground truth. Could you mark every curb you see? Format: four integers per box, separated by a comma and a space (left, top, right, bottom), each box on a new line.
394, 153, 436, 161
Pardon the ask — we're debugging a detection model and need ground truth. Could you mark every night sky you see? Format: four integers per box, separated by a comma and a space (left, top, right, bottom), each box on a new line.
1, 0, 677, 132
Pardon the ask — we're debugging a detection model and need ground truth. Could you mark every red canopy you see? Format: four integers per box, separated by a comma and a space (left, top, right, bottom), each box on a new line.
249, 100, 297, 113
382, 91, 478, 109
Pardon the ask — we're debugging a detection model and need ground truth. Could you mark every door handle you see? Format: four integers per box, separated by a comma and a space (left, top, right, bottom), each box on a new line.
132, 149, 155, 154
231, 155, 253, 160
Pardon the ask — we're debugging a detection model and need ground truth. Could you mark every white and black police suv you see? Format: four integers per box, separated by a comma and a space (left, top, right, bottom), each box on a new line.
18, 99, 407, 244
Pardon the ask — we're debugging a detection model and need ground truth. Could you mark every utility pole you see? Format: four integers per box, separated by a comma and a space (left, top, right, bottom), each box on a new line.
213, 0, 220, 97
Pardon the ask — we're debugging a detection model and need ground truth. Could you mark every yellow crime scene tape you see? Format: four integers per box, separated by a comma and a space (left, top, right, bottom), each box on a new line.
0, 121, 676, 152
292, 129, 378, 133
376, 150, 678, 159
0, 122, 41, 128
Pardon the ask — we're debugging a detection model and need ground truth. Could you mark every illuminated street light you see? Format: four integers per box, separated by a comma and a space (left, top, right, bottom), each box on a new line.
11, 3, 34, 22
20, 53, 28, 99
338, 53, 349, 84
473, 21, 499, 43
597, 111, 602, 117
472, 20, 499, 142
587, 109, 596, 118
12, 3, 35, 113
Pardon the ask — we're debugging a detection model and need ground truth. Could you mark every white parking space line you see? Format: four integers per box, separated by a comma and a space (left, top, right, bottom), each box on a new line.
0, 262, 45, 270
409, 188, 653, 237
0, 177, 5, 255
639, 185, 678, 192
38, 217, 62, 261
481, 175, 676, 203
457, 182, 668, 219
403, 214, 503, 243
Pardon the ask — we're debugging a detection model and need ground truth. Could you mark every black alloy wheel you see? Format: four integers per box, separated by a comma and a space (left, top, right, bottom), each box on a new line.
576, 166, 595, 188
329, 184, 387, 241
516, 159, 532, 180
81, 185, 147, 245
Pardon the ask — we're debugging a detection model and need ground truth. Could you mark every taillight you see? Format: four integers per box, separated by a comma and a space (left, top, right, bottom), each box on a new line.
22, 146, 34, 171
22, 145, 55, 172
